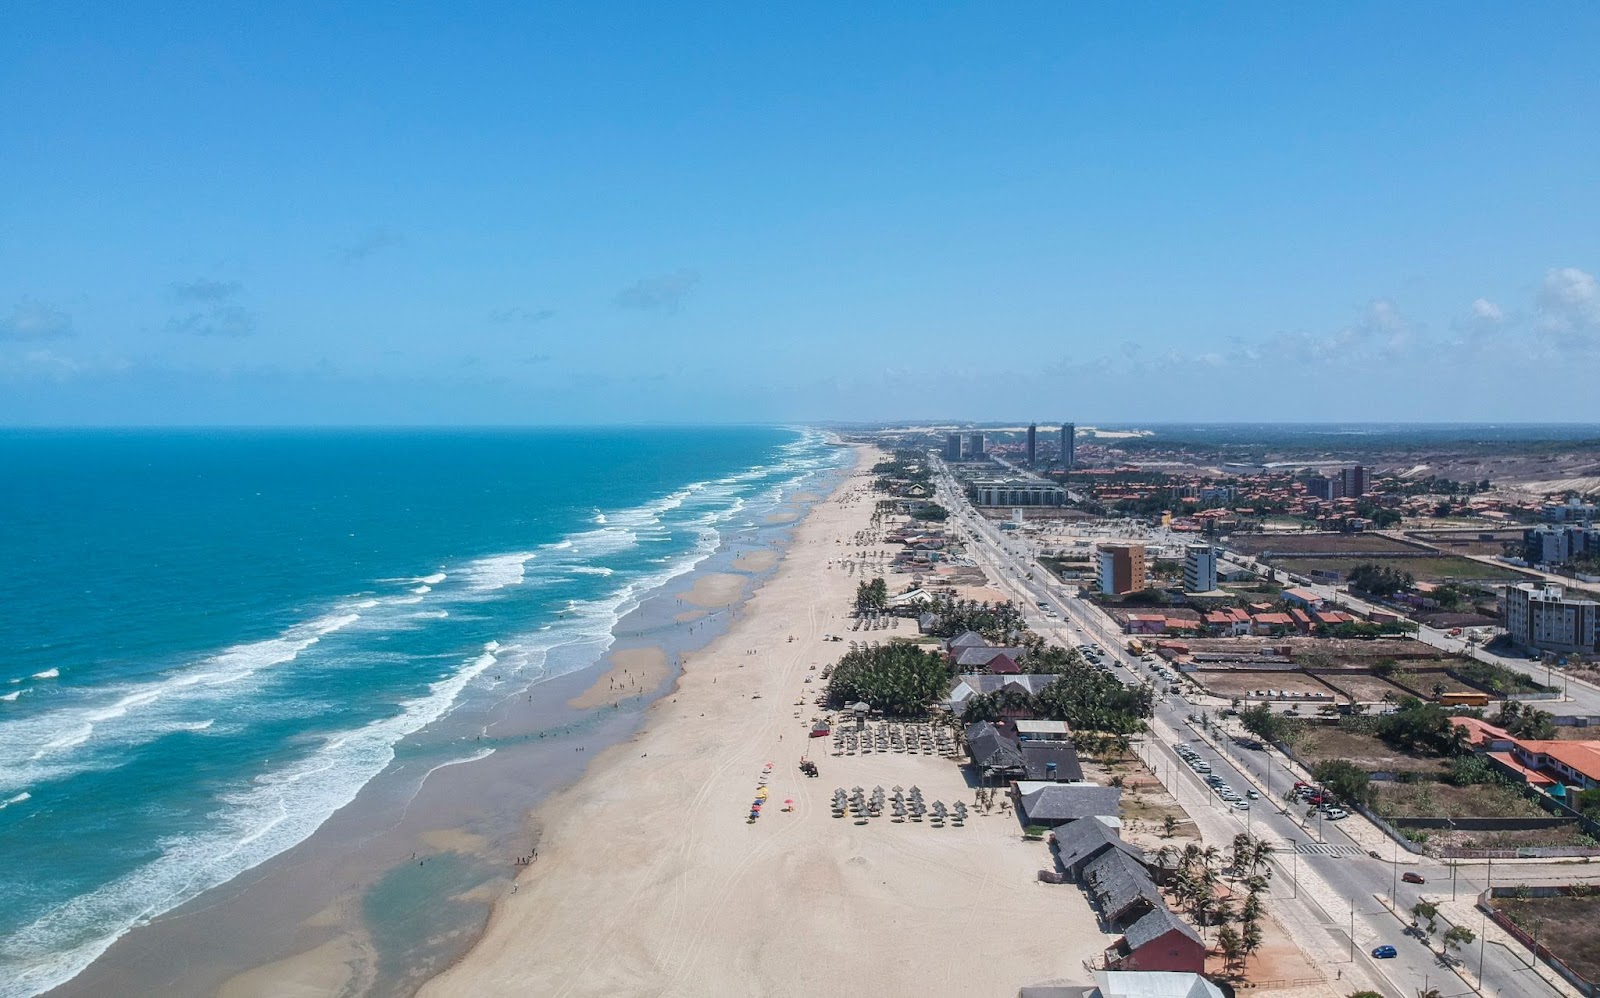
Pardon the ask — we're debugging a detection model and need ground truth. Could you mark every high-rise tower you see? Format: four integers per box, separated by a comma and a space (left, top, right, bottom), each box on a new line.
1026, 423, 1037, 468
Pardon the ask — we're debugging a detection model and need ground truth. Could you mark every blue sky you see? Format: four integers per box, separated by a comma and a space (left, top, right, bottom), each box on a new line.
3, 4, 1598, 424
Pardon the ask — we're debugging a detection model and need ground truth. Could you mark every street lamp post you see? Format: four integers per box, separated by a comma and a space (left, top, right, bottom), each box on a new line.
1478, 909, 1488, 991
1287, 837, 1299, 898
1391, 835, 1400, 911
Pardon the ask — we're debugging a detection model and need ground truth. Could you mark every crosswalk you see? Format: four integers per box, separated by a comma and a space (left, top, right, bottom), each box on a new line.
1294, 842, 1364, 856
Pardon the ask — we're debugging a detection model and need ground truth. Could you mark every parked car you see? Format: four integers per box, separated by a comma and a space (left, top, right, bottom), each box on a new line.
1402, 871, 1426, 884
1326, 808, 1349, 820
1371, 945, 1397, 959
1232, 800, 1250, 810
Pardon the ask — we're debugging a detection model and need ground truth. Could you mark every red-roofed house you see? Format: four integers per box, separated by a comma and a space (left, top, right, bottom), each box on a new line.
1288, 608, 1313, 633
1204, 608, 1251, 637
1126, 614, 1168, 635
1283, 587, 1326, 609
1487, 752, 1558, 789
1451, 717, 1516, 752
1512, 741, 1600, 790
986, 653, 1021, 675
1251, 612, 1296, 635
1313, 610, 1356, 626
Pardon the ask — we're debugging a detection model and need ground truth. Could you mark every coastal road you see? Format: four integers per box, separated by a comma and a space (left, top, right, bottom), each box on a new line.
930, 458, 1569, 998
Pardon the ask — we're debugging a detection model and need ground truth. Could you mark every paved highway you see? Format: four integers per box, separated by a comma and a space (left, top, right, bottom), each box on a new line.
931, 457, 1568, 998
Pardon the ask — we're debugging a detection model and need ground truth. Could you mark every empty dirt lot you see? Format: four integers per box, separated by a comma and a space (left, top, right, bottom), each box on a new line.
1192, 670, 1339, 701
1227, 533, 1423, 556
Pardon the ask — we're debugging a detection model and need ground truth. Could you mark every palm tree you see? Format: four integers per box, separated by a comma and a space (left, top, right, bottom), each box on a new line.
1241, 916, 1264, 965
1249, 838, 1275, 880
1215, 924, 1245, 976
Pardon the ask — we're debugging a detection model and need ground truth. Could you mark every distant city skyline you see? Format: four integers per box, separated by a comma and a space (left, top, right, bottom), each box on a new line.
3, 5, 1599, 425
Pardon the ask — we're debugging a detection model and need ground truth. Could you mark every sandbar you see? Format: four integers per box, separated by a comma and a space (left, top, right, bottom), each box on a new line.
567, 647, 671, 709
732, 549, 778, 573
679, 572, 746, 608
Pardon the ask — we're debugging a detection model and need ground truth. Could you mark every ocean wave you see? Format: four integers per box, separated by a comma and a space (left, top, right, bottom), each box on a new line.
0, 642, 504, 998
415, 572, 446, 585
0, 611, 365, 795
31, 669, 59, 680
411, 585, 431, 594
569, 566, 614, 576
0, 792, 29, 810
463, 552, 536, 592
1, 690, 23, 703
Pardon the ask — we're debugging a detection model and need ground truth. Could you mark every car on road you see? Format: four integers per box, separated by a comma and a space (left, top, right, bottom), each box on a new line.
1402, 871, 1426, 884
1231, 800, 1250, 810
1371, 945, 1397, 959
1246, 790, 1260, 800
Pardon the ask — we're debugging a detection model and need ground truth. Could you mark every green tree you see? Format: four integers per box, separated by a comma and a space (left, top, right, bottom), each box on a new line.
854, 577, 889, 613
1239, 702, 1300, 744
1348, 563, 1414, 597
1411, 900, 1439, 947
825, 642, 952, 716
1447, 754, 1505, 787
1443, 923, 1475, 961
1314, 759, 1372, 807
1215, 924, 1246, 976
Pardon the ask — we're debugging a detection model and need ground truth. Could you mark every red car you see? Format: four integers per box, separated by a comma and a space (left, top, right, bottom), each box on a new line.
1402, 871, 1426, 884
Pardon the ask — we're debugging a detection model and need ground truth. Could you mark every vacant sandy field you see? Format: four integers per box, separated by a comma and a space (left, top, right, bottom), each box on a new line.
1192, 671, 1339, 701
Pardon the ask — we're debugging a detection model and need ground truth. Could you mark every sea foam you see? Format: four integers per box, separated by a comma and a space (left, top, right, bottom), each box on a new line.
0, 643, 504, 998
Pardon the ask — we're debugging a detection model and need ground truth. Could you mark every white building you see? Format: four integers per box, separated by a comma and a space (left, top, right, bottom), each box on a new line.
1505, 583, 1599, 656
972, 478, 1068, 507
1182, 544, 1217, 593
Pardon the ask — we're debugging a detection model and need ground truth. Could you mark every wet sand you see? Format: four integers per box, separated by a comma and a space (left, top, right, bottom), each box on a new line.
732, 549, 778, 573
678, 572, 746, 608
52, 473, 844, 998
567, 647, 671, 709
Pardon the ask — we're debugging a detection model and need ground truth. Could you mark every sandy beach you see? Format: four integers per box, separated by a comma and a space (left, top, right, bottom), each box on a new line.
419, 447, 1106, 998
567, 647, 672, 709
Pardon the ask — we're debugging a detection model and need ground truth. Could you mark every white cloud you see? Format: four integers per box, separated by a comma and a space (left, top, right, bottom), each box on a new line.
1471, 298, 1504, 322
1, 298, 73, 341
1537, 267, 1600, 344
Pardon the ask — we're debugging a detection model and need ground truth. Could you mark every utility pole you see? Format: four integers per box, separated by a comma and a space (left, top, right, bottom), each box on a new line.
1348, 899, 1356, 961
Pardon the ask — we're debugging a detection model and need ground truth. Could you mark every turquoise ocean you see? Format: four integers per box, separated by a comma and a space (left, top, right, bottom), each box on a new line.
0, 426, 845, 998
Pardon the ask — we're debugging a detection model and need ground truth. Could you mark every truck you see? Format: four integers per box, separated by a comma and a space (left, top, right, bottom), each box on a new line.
1439, 691, 1490, 708
1127, 639, 1146, 656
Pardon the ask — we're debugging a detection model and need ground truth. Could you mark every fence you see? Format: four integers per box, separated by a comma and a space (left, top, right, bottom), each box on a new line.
1478, 886, 1600, 997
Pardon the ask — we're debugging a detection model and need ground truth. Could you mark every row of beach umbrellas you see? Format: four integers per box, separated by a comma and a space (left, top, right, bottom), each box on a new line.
830, 785, 968, 826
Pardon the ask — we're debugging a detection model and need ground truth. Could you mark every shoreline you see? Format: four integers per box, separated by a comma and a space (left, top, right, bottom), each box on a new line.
417, 443, 1107, 998
41, 444, 848, 998
417, 450, 881, 996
